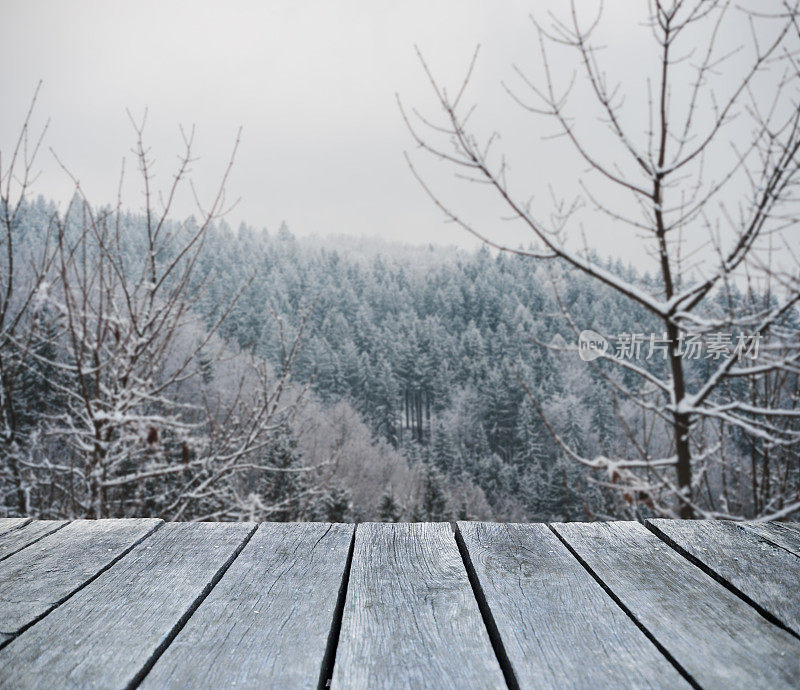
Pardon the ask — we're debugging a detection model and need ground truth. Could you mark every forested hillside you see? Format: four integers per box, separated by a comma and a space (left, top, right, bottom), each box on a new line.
197, 219, 665, 521
5, 196, 798, 522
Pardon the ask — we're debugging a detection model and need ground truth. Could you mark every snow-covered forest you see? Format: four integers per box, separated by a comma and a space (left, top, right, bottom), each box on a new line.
2, 190, 799, 522
2, 1, 800, 524
193, 221, 800, 522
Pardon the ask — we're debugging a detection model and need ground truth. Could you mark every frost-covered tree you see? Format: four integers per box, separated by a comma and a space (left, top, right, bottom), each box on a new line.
403, 0, 800, 519
0, 84, 58, 515
1, 102, 316, 520
415, 464, 450, 521
378, 488, 401, 522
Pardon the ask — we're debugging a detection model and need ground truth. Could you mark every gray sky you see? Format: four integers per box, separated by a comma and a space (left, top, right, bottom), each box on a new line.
0, 0, 786, 273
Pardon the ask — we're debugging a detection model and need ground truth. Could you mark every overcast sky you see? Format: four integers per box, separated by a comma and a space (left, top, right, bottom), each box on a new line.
0, 0, 786, 272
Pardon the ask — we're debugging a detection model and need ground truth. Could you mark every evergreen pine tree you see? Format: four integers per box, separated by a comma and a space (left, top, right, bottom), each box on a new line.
431, 422, 457, 473
417, 465, 449, 521
259, 429, 306, 521
320, 485, 352, 522
378, 488, 401, 522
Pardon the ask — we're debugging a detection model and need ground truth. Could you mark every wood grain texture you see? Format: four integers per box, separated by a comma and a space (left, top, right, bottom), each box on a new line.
0, 518, 161, 642
331, 522, 506, 690
141, 522, 353, 689
457, 522, 688, 689
0, 518, 31, 536
0, 520, 68, 561
0, 521, 254, 690
553, 521, 800, 689
741, 521, 800, 558
648, 519, 800, 635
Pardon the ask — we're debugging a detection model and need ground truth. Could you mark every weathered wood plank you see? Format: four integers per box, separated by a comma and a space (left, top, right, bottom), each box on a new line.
0, 521, 255, 690
331, 522, 506, 690
0, 518, 31, 536
141, 522, 353, 689
0, 518, 161, 642
741, 521, 800, 558
457, 522, 688, 689
648, 519, 800, 636
0, 520, 69, 562
553, 521, 800, 689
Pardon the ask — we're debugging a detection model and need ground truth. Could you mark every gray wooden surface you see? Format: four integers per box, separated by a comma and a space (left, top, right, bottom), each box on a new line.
0, 518, 161, 643
456, 522, 688, 689
0, 519, 68, 562
0, 517, 798, 689
331, 522, 506, 689
741, 520, 800, 558
141, 522, 354, 689
0, 522, 254, 689
553, 521, 800, 689
0, 517, 31, 536
648, 518, 800, 636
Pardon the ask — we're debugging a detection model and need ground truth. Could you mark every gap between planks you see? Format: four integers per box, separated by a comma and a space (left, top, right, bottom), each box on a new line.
0, 520, 71, 563
645, 519, 800, 641
0, 520, 164, 650
317, 527, 357, 690
0, 518, 33, 536
126, 524, 259, 689
547, 524, 701, 689
452, 522, 520, 690
553, 521, 799, 689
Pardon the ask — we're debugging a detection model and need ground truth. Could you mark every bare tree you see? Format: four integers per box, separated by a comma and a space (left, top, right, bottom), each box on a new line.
403, 0, 800, 519
0, 82, 57, 515
2, 99, 319, 520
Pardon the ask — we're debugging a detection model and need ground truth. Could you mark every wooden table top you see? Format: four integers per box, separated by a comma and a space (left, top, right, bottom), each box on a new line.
0, 518, 798, 689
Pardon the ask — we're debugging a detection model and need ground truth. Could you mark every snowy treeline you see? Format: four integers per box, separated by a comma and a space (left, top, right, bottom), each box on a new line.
0, 191, 481, 522
2, 73, 799, 521
194, 220, 800, 521
2, 194, 799, 521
